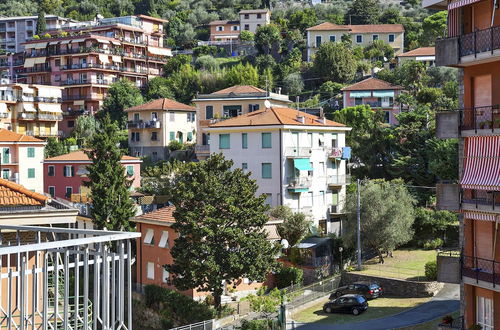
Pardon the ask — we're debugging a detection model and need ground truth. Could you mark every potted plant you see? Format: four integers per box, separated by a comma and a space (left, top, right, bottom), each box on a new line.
442, 315, 453, 324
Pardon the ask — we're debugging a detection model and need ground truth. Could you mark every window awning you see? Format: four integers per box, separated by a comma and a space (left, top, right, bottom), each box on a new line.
25, 42, 47, 49
448, 0, 481, 10
373, 91, 394, 98
349, 91, 371, 98
38, 103, 62, 113
23, 103, 37, 112
71, 38, 85, 44
96, 39, 110, 44
148, 46, 172, 56
111, 40, 121, 46
111, 55, 122, 63
33, 57, 46, 64
49, 41, 60, 45
24, 58, 36, 68
98, 54, 110, 64
60, 40, 71, 44
0, 103, 8, 113
461, 136, 500, 190
36, 86, 61, 98
22, 86, 34, 94
74, 100, 85, 106
294, 158, 313, 171
463, 211, 500, 222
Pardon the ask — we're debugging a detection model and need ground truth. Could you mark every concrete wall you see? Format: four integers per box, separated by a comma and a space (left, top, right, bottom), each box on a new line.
437, 255, 460, 284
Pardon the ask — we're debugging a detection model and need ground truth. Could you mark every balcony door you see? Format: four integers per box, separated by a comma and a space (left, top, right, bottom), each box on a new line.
474, 220, 494, 263
473, 74, 492, 127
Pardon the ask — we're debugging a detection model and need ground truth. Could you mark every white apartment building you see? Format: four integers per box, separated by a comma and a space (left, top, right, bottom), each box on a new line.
239, 9, 271, 34
207, 106, 352, 235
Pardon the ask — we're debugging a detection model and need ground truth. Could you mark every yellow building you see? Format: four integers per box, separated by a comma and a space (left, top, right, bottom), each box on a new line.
306, 22, 405, 61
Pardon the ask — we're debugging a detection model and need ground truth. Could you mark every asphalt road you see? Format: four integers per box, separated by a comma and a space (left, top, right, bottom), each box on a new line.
286, 283, 460, 330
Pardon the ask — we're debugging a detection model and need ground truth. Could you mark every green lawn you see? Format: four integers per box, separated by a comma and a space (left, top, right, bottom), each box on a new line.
395, 310, 460, 330
292, 296, 431, 324
354, 249, 437, 281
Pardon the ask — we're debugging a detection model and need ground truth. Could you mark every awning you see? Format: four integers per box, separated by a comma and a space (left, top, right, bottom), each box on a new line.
25, 42, 47, 49
24, 58, 36, 68
96, 39, 110, 44
71, 38, 85, 44
373, 91, 395, 98
0, 103, 8, 113
36, 86, 61, 98
38, 103, 62, 113
60, 40, 71, 44
111, 55, 122, 63
263, 223, 281, 240
23, 103, 37, 112
74, 100, 85, 106
294, 158, 313, 171
463, 211, 500, 222
148, 46, 172, 56
448, 0, 481, 10
349, 91, 371, 98
33, 57, 46, 64
111, 40, 121, 46
98, 54, 110, 64
49, 41, 60, 45
21, 85, 34, 94
461, 136, 500, 190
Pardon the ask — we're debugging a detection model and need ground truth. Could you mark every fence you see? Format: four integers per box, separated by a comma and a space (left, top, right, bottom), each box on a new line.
285, 276, 341, 312
357, 264, 425, 281
169, 319, 214, 330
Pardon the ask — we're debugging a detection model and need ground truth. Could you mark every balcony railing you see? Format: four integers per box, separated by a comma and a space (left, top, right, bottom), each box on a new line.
459, 25, 500, 58
61, 63, 120, 71
17, 112, 36, 120
329, 204, 344, 214
195, 145, 210, 153
284, 147, 312, 157
127, 120, 161, 129
460, 105, 500, 132
462, 189, 500, 212
327, 174, 351, 186
25, 66, 51, 73
287, 176, 312, 190
34, 96, 62, 103
462, 255, 500, 286
37, 113, 63, 121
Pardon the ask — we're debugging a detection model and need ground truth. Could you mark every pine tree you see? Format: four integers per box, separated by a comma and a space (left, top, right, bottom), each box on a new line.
36, 11, 46, 36
84, 114, 135, 232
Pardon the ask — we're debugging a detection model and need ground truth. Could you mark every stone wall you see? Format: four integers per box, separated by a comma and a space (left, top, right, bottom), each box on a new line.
341, 272, 444, 298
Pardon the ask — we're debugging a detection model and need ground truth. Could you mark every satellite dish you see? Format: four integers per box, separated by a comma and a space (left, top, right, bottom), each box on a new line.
264, 100, 271, 109
281, 239, 289, 249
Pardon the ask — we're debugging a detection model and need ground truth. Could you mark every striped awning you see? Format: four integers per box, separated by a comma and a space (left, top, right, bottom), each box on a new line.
461, 136, 500, 190
448, 0, 482, 9
463, 211, 500, 222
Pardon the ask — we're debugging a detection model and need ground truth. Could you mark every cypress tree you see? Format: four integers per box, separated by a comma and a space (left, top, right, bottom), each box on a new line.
84, 114, 135, 231
36, 11, 46, 36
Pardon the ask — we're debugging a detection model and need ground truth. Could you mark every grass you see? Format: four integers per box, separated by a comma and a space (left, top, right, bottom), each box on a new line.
292, 296, 431, 324
354, 249, 437, 281
395, 310, 460, 330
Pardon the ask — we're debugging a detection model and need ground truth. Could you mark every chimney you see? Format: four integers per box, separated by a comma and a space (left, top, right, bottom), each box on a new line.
319, 107, 324, 118
297, 115, 305, 124
277, 87, 282, 94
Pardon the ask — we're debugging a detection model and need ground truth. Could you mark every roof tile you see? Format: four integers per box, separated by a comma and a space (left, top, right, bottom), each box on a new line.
125, 98, 195, 112
397, 47, 435, 57
134, 206, 176, 223
306, 23, 404, 33
341, 77, 404, 91
211, 85, 267, 95
45, 150, 141, 162
0, 178, 48, 206
0, 129, 44, 143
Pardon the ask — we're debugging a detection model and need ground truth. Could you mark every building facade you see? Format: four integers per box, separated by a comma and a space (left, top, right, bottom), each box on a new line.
0, 129, 45, 192
427, 0, 500, 328
207, 10, 270, 42
396, 47, 435, 66
44, 150, 141, 200
193, 85, 292, 159
208, 20, 240, 42
207, 106, 351, 235
306, 23, 405, 61
22, 15, 171, 136
238, 10, 271, 34
125, 98, 197, 161
341, 77, 404, 125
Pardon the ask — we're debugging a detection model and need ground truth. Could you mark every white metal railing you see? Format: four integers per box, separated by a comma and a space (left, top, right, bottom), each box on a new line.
284, 147, 312, 157
0, 225, 140, 330
326, 174, 351, 186
170, 319, 214, 330
286, 176, 312, 189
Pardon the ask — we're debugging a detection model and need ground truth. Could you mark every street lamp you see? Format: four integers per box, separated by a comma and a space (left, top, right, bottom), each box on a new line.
339, 246, 343, 272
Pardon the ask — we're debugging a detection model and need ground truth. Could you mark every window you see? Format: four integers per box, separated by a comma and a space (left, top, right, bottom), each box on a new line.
232, 26, 239, 31
169, 112, 175, 122
216, 26, 224, 32
261, 163, 272, 179
242, 163, 248, 171
147, 262, 155, 280
244, 24, 250, 30
388, 34, 395, 42
315, 35, 322, 47
331, 133, 338, 147
356, 35, 363, 43
319, 133, 324, 147
27, 147, 35, 158
151, 131, 158, 141
244, 14, 250, 19
144, 228, 154, 245
126, 165, 134, 177
265, 193, 272, 206
162, 268, 169, 283
257, 13, 262, 19
308, 133, 313, 147
477, 296, 493, 330
205, 106, 213, 119
133, 113, 140, 122
219, 134, 230, 149
242, 133, 248, 149
64, 165, 74, 177
67, 121, 75, 128
187, 132, 193, 141
54, 74, 60, 82
223, 105, 242, 117
2, 147, 10, 164
27, 21, 33, 27
65, 186, 72, 198
329, 35, 336, 42
151, 112, 158, 120
28, 168, 35, 179
332, 191, 339, 205
308, 162, 314, 177
308, 191, 314, 206
2, 169, 10, 179
372, 34, 379, 41
169, 131, 175, 141
261, 133, 272, 148
187, 112, 195, 122
131, 132, 140, 142
55, 59, 60, 67
48, 186, 55, 197
158, 231, 169, 248
202, 133, 210, 146
249, 104, 259, 112
48, 165, 55, 176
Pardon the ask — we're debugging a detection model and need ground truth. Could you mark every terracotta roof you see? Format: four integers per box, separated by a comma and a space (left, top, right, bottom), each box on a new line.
0, 129, 44, 143
125, 98, 195, 112
0, 178, 48, 206
208, 20, 240, 25
397, 47, 435, 57
307, 23, 404, 33
137, 14, 169, 23
239, 9, 270, 14
341, 77, 404, 91
211, 85, 267, 95
209, 107, 346, 128
45, 150, 141, 162
134, 206, 176, 223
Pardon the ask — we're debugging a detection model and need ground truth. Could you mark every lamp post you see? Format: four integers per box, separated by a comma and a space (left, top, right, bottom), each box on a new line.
339, 246, 343, 272
357, 179, 362, 271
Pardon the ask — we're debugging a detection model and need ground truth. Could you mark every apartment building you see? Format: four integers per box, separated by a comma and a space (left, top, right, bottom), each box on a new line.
193, 85, 292, 159
341, 77, 404, 125
22, 15, 172, 136
306, 23, 405, 61
208, 20, 241, 42
396, 47, 435, 67
427, 0, 500, 328
0, 129, 45, 192
125, 98, 196, 160
207, 106, 351, 235
44, 150, 141, 200
239, 9, 271, 34
208, 10, 270, 42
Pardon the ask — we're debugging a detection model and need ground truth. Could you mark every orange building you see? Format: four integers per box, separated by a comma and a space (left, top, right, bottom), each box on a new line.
428, 0, 500, 328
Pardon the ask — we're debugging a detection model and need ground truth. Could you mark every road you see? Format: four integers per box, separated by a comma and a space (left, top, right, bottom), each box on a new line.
286, 283, 460, 330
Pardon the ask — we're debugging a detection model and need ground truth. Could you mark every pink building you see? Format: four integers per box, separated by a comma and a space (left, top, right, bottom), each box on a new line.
341, 77, 404, 125
43, 150, 141, 200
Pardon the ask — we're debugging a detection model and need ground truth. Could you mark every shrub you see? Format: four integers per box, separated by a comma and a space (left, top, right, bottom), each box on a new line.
195, 55, 219, 71
423, 238, 444, 250
425, 260, 437, 281
193, 45, 219, 57
168, 140, 184, 151
241, 319, 276, 330
275, 266, 303, 289
240, 30, 255, 41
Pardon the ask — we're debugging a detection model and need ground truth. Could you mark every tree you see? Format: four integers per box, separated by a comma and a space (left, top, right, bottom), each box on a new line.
144, 77, 174, 100
165, 154, 279, 311
100, 79, 143, 129
244, 287, 284, 319
276, 210, 309, 247
36, 11, 46, 35
282, 73, 304, 95
313, 42, 357, 83
420, 11, 447, 46
72, 115, 99, 147
163, 55, 192, 76
240, 30, 254, 41
255, 24, 282, 56
288, 8, 317, 32
44, 137, 68, 158
140, 159, 184, 198
84, 115, 136, 232
344, 179, 415, 263
224, 62, 259, 87
167, 64, 201, 104
346, 0, 380, 25
364, 40, 395, 64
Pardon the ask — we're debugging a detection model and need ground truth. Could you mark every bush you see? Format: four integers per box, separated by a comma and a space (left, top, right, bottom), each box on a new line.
425, 260, 437, 281
241, 319, 277, 330
423, 238, 444, 250
195, 55, 219, 71
193, 45, 219, 57
240, 30, 255, 41
168, 140, 184, 151
275, 266, 303, 289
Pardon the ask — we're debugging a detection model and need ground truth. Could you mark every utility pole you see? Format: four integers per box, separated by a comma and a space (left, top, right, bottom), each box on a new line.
356, 179, 362, 271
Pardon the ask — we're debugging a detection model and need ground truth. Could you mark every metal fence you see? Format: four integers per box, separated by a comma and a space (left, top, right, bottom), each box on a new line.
285, 276, 341, 311
169, 319, 214, 330
356, 264, 426, 281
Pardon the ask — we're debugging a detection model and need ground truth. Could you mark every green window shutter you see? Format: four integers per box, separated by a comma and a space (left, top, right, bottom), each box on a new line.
261, 163, 272, 179
187, 132, 193, 141
28, 168, 35, 178
169, 131, 175, 140
262, 133, 271, 148
127, 165, 134, 176
242, 133, 248, 149
219, 134, 230, 149
206, 106, 213, 119
332, 191, 339, 205
2, 148, 9, 164
27, 147, 35, 158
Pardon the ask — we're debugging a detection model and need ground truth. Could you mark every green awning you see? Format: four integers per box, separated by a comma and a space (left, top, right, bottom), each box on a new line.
294, 158, 313, 171
349, 91, 371, 98
373, 91, 394, 97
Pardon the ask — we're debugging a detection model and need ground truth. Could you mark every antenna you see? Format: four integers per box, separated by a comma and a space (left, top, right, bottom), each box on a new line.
264, 100, 271, 109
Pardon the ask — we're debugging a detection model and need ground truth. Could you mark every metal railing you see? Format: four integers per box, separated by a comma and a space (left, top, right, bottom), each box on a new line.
38, 113, 63, 121
438, 316, 464, 329
34, 96, 62, 103
356, 264, 425, 281
458, 105, 500, 132
284, 147, 312, 157
127, 120, 161, 129
25, 66, 51, 73
459, 25, 500, 57
326, 174, 351, 186
286, 176, 312, 189
462, 189, 500, 211
169, 319, 214, 330
0, 225, 140, 330
195, 145, 210, 153
285, 276, 341, 311
17, 112, 36, 120
462, 255, 500, 286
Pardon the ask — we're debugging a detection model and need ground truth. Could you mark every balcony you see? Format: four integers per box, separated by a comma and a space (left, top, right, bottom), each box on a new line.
25, 66, 51, 73
61, 63, 120, 71
462, 255, 500, 289
34, 96, 62, 103
287, 176, 312, 192
462, 189, 500, 214
327, 174, 351, 187
436, 105, 500, 138
37, 113, 63, 121
284, 147, 312, 158
195, 145, 210, 154
127, 120, 161, 129
61, 79, 89, 86
329, 204, 344, 215
17, 112, 36, 120
327, 147, 343, 159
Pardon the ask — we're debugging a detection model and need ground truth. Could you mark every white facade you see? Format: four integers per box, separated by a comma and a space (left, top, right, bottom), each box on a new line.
208, 125, 351, 235
239, 11, 271, 34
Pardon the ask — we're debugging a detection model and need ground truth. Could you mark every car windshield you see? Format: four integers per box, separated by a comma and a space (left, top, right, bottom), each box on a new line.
370, 284, 379, 289
357, 296, 367, 303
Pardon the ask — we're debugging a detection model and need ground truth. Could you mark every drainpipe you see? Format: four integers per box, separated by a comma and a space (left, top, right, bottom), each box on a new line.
279, 128, 283, 206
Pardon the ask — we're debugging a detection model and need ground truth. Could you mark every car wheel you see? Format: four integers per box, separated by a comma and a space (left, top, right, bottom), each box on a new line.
352, 308, 360, 316
325, 307, 332, 313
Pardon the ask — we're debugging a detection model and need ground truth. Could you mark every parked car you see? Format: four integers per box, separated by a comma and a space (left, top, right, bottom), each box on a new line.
323, 294, 368, 315
330, 281, 383, 300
